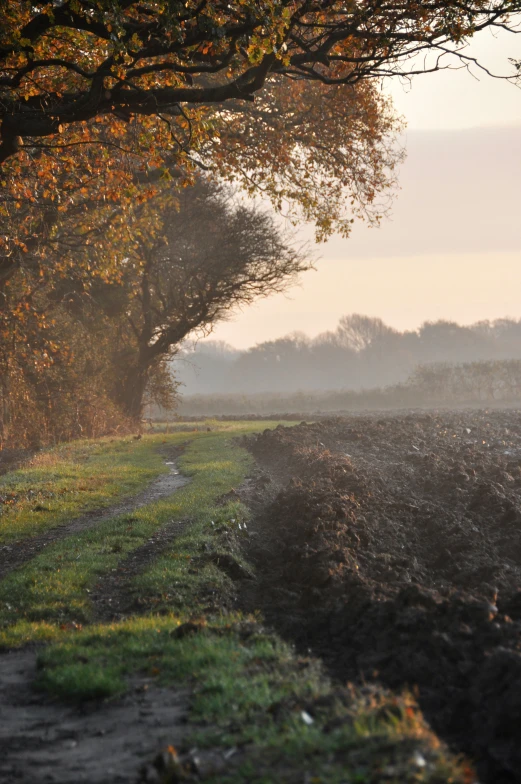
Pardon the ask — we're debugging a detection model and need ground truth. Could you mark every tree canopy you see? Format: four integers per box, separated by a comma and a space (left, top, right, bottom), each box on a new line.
1, 0, 519, 162
1, 0, 519, 277
1, 1, 519, 229
2, 0, 519, 316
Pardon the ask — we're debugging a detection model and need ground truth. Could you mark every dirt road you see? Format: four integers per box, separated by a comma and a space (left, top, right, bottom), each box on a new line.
0, 450, 188, 581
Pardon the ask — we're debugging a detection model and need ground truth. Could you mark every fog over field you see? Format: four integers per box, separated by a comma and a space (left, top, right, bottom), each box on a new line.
177, 122, 521, 399
205, 124, 521, 351
174, 314, 521, 397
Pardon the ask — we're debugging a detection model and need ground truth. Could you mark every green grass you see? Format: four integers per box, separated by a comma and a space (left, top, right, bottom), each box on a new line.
0, 435, 169, 544
35, 615, 466, 783
0, 419, 469, 783
0, 422, 282, 644
132, 433, 255, 615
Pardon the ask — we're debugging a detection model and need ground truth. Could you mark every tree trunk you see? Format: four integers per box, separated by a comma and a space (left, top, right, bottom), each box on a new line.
116, 364, 149, 423
0, 364, 10, 447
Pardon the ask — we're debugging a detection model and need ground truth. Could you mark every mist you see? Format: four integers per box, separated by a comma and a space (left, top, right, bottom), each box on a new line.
207, 126, 521, 349
174, 314, 521, 398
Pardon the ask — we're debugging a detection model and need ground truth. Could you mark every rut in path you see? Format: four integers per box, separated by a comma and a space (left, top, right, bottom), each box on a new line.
90, 517, 191, 622
0, 648, 189, 784
0, 449, 189, 581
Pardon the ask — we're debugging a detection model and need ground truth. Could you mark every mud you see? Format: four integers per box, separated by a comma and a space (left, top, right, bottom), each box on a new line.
0, 450, 189, 581
244, 412, 521, 784
0, 649, 189, 783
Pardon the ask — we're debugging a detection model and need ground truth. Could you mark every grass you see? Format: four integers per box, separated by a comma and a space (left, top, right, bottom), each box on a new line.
0, 420, 469, 783
0, 435, 169, 544
132, 433, 255, 615
35, 615, 466, 783
0, 422, 278, 644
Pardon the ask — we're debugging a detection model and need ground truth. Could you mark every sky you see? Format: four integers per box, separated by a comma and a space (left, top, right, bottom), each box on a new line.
208, 27, 521, 349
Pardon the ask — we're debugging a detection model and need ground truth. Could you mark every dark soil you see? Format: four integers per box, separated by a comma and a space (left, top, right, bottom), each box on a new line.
242, 411, 521, 784
0, 449, 189, 581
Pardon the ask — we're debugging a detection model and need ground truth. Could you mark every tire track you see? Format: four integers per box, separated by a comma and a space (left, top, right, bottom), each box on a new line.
0, 449, 189, 581
90, 518, 191, 622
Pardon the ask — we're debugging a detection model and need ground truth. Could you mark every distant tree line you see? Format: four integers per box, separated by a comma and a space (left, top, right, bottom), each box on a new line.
176, 360, 521, 417
175, 315, 521, 396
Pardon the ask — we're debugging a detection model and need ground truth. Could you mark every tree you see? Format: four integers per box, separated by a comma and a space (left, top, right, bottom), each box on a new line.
1, 0, 518, 163
1, 0, 519, 253
335, 314, 396, 353
230, 332, 314, 393
111, 178, 311, 418
418, 320, 488, 364
0, 266, 132, 446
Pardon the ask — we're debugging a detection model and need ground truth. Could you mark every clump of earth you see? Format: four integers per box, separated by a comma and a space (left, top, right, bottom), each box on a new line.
243, 411, 521, 784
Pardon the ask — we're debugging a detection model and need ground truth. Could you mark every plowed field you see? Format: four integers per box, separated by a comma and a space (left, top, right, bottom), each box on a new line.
244, 411, 521, 784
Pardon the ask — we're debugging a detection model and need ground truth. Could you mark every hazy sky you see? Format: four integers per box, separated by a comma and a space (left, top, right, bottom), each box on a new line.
209, 28, 521, 349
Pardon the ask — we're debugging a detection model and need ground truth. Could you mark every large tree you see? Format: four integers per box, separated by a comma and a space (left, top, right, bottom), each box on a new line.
2, 0, 518, 296
1, 0, 518, 307
1, 2, 519, 219
112, 178, 310, 418
0, 175, 312, 440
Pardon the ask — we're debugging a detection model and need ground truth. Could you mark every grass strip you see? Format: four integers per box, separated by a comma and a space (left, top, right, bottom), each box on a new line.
0, 435, 169, 544
36, 616, 467, 783
0, 423, 281, 646
130, 433, 255, 616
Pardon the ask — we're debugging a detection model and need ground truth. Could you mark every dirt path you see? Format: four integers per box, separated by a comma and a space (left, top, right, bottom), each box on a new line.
0, 450, 192, 784
0, 449, 189, 581
0, 649, 188, 784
